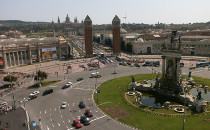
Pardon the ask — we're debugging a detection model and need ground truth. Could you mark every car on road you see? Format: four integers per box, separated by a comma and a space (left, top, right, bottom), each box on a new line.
78, 101, 85, 108
60, 102, 67, 109
80, 116, 90, 125
66, 82, 73, 86
77, 78, 83, 81
42, 88, 53, 96
73, 119, 82, 128
112, 71, 117, 74
29, 95, 37, 100
62, 84, 70, 89
84, 109, 93, 117
189, 67, 196, 70
30, 91, 40, 96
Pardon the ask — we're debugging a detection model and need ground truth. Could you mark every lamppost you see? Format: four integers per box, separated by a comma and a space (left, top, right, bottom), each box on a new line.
8, 72, 15, 109
182, 84, 187, 130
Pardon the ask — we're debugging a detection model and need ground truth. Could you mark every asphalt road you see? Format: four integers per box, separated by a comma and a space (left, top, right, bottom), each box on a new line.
1, 58, 210, 130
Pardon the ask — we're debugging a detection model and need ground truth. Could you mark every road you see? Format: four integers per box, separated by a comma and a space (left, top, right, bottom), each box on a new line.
1, 57, 210, 130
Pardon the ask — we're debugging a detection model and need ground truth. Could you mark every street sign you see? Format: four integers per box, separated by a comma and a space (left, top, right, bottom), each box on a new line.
32, 122, 37, 127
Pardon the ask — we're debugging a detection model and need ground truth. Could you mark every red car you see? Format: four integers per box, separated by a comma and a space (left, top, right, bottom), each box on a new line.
73, 119, 82, 128
85, 109, 93, 117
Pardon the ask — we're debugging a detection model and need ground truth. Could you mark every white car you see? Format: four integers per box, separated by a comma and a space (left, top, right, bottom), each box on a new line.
66, 82, 73, 86
30, 91, 40, 96
61, 102, 67, 109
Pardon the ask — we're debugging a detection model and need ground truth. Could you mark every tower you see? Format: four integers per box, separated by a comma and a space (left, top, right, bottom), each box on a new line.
58, 16, 60, 24
74, 17, 78, 23
112, 15, 121, 55
160, 30, 182, 94
66, 14, 70, 23
65, 14, 72, 38
84, 15, 93, 57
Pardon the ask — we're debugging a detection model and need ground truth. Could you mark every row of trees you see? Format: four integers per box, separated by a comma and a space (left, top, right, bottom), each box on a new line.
3, 70, 48, 87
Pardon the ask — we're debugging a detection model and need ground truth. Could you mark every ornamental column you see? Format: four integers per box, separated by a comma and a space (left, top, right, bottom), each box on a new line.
84, 15, 93, 57
12, 52, 16, 66
162, 56, 166, 78
28, 45, 32, 64
112, 15, 121, 55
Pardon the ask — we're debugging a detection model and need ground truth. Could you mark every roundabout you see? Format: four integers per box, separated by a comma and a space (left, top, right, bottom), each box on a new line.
94, 74, 210, 130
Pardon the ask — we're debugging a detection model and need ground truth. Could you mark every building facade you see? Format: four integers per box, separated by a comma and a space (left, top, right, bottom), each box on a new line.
0, 37, 70, 69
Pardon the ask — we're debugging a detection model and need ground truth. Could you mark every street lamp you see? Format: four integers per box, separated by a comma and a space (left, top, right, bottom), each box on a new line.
182, 84, 187, 130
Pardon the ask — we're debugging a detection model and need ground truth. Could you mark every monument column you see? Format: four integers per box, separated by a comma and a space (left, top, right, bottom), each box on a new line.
84, 15, 93, 57
12, 52, 16, 66
17, 52, 20, 65
176, 58, 181, 82
162, 56, 166, 78
112, 15, 121, 55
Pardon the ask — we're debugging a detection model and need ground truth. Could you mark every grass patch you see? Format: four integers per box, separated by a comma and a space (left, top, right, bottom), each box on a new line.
28, 80, 61, 89
94, 74, 210, 130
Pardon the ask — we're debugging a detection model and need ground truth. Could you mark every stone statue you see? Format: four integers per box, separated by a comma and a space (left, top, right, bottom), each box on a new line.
131, 76, 135, 83
197, 91, 202, 100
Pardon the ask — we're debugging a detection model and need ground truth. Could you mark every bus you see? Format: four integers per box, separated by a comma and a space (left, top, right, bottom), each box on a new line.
196, 62, 210, 68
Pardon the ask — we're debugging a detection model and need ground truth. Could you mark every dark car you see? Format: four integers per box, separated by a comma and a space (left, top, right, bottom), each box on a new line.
77, 78, 83, 81
29, 95, 37, 100
42, 88, 53, 96
78, 101, 85, 108
85, 109, 93, 117
142, 64, 148, 66
80, 116, 90, 125
62, 84, 70, 89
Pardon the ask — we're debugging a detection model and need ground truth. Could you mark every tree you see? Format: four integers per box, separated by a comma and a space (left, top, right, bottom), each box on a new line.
34, 70, 48, 81
121, 41, 126, 51
3, 75, 17, 82
126, 42, 133, 53
105, 38, 112, 47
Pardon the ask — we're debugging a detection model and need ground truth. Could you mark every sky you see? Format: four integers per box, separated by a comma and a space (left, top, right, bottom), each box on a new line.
1, 0, 210, 25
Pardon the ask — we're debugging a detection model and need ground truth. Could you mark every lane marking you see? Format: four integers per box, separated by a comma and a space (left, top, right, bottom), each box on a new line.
90, 115, 107, 122
58, 123, 60, 127
68, 119, 71, 123
45, 110, 46, 114
60, 115, 62, 118
52, 124, 54, 127
55, 108, 56, 111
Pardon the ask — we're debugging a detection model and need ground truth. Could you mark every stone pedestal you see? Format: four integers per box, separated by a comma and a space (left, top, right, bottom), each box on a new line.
129, 82, 137, 91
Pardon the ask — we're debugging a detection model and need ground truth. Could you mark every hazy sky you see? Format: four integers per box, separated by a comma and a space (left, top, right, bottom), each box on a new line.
1, 0, 210, 24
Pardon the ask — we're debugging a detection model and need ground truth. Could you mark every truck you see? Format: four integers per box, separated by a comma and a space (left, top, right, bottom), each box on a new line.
90, 72, 101, 78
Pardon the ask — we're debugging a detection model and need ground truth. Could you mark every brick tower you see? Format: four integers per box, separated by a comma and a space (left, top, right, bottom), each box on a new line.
84, 15, 93, 57
112, 15, 121, 55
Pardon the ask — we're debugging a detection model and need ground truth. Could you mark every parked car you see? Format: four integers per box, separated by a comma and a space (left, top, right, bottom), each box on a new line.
85, 109, 93, 117
78, 101, 85, 108
80, 116, 90, 125
77, 78, 83, 81
60, 102, 67, 109
42, 88, 53, 96
73, 119, 82, 128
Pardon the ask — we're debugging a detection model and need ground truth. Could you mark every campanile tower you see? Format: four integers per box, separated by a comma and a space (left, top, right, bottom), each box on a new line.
112, 15, 121, 55
84, 15, 93, 57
